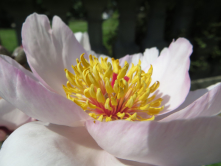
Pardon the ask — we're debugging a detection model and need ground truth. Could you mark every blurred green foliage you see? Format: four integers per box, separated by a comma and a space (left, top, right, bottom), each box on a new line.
207, 163, 221, 166
0, 29, 17, 52
68, 20, 87, 32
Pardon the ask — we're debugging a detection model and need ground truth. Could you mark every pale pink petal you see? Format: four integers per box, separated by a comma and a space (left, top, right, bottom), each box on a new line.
161, 82, 221, 121
87, 117, 221, 166
0, 55, 90, 127
130, 53, 143, 66
119, 55, 131, 67
74, 32, 91, 51
155, 83, 219, 121
148, 38, 192, 114
22, 13, 88, 96
0, 121, 149, 166
173, 82, 221, 112
143, 47, 159, 65
119, 53, 143, 70
0, 99, 31, 130
74, 32, 83, 43
118, 48, 159, 70
82, 32, 91, 51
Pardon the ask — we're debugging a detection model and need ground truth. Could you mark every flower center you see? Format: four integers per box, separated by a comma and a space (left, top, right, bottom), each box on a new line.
63, 54, 164, 122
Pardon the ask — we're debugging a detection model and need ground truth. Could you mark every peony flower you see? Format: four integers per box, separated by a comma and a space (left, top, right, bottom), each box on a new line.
0, 13, 221, 166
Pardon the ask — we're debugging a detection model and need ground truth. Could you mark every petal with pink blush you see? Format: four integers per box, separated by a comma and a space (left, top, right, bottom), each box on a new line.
0, 121, 148, 166
0, 55, 90, 127
161, 82, 221, 121
0, 99, 31, 130
149, 38, 192, 114
173, 82, 220, 112
86, 117, 221, 166
22, 13, 88, 96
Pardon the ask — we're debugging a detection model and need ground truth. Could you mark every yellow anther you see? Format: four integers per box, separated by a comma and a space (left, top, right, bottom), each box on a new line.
117, 112, 125, 119
139, 104, 150, 111
105, 98, 112, 111
73, 99, 87, 110
75, 78, 84, 90
89, 84, 96, 98
96, 88, 105, 104
67, 94, 73, 100
139, 88, 150, 101
82, 67, 89, 79
150, 98, 163, 107
112, 59, 120, 74
122, 79, 128, 93
84, 89, 91, 98
74, 93, 83, 99
63, 85, 71, 95
103, 62, 113, 79
88, 72, 100, 88
77, 62, 84, 74
131, 75, 139, 85
106, 116, 112, 122
145, 77, 152, 87
89, 55, 95, 66
147, 65, 153, 75
83, 70, 92, 87
136, 65, 142, 88
93, 64, 101, 82
96, 63, 103, 72
64, 69, 76, 86
125, 113, 137, 121
119, 79, 123, 88
100, 57, 108, 70
111, 97, 118, 106
138, 59, 141, 66
63, 85, 78, 95
126, 64, 136, 79
147, 106, 164, 115
66, 81, 74, 89
117, 87, 124, 99
105, 77, 114, 94
86, 100, 97, 109
137, 80, 146, 95
89, 113, 97, 119
150, 81, 160, 93
71, 65, 81, 78
113, 80, 119, 93
147, 95, 156, 102
125, 96, 134, 108
80, 53, 90, 68
97, 115, 103, 122
117, 61, 129, 80
76, 58, 80, 64
93, 55, 98, 61
133, 93, 137, 101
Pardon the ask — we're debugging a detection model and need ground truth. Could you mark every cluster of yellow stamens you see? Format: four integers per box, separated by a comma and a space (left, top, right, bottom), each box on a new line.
63, 54, 164, 122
